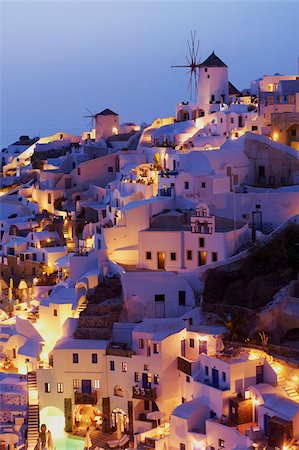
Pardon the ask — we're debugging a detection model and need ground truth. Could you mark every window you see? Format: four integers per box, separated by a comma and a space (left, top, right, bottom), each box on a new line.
218, 439, 225, 448
77, 167, 81, 176
211, 95, 215, 102
182, 397, 186, 403
205, 366, 209, 376
134, 372, 141, 382
189, 338, 194, 348
92, 353, 98, 364
45, 383, 51, 393
186, 250, 192, 260
186, 375, 190, 383
155, 294, 165, 302
53, 309, 57, 317
199, 237, 205, 248
153, 343, 159, 354
122, 362, 128, 372
94, 379, 100, 389
204, 67, 207, 72
220, 117, 223, 123
180, 444, 186, 450
232, 406, 236, 414
110, 360, 115, 371
170, 252, 176, 261
48, 193, 51, 205
108, 166, 113, 173
73, 353, 79, 364
251, 125, 258, 131
144, 400, 150, 411
212, 252, 218, 262
154, 374, 159, 385
179, 290, 186, 306
57, 383, 64, 393
222, 371, 226, 382
146, 251, 152, 260
291, 128, 296, 136
139, 339, 144, 349
73, 379, 79, 389
201, 182, 206, 188
207, 74, 210, 79
184, 181, 189, 189
231, 117, 234, 124
144, 364, 149, 371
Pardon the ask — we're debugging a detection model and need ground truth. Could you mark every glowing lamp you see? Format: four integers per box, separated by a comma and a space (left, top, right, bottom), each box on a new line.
273, 132, 279, 141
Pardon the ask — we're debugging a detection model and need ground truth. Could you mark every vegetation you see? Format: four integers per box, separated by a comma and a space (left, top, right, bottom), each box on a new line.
203, 224, 299, 309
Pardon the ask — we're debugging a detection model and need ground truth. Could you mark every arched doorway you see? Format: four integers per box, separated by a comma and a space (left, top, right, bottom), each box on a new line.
40, 406, 65, 439
177, 109, 190, 121
73, 404, 102, 433
111, 408, 127, 433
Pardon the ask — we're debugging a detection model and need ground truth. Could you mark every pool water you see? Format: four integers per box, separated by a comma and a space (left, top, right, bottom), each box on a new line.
53, 437, 85, 449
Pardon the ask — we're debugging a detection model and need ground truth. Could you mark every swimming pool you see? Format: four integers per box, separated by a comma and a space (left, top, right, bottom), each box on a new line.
53, 436, 85, 449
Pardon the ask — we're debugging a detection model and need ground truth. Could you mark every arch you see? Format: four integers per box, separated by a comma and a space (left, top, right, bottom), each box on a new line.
177, 109, 190, 121
111, 408, 127, 432
18, 280, 28, 290
40, 406, 65, 439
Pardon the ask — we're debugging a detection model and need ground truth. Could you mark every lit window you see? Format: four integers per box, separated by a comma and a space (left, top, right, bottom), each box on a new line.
134, 372, 141, 382
73, 353, 79, 364
189, 338, 194, 348
244, 390, 250, 399
57, 383, 64, 393
139, 339, 144, 349
122, 362, 128, 372
144, 364, 149, 371
153, 343, 159, 354
73, 379, 79, 389
154, 374, 159, 385
94, 379, 100, 389
110, 360, 115, 371
45, 383, 51, 393
92, 353, 98, 364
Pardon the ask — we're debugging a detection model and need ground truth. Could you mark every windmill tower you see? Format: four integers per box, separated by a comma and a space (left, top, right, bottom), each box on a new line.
83, 108, 101, 141
172, 33, 229, 112
84, 108, 119, 141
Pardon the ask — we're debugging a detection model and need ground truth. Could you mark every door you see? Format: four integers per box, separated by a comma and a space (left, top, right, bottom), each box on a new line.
198, 340, 208, 355
142, 373, 151, 389
198, 251, 207, 266
263, 413, 270, 436
256, 365, 264, 384
181, 339, 186, 357
212, 368, 219, 388
157, 252, 166, 270
82, 379, 92, 394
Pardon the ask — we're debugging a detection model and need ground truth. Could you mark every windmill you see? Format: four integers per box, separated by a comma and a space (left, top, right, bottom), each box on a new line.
83, 108, 102, 140
171, 31, 201, 101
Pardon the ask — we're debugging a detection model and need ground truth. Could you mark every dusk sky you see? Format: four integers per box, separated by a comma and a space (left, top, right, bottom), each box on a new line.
1, 0, 299, 147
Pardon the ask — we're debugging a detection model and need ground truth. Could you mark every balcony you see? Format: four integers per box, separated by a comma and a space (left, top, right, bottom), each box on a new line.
74, 391, 98, 405
158, 187, 173, 197
106, 342, 135, 358
132, 386, 157, 401
177, 357, 192, 376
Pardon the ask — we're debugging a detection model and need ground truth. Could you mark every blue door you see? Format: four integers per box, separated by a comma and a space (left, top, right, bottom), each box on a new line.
256, 365, 264, 384
264, 414, 270, 436
82, 379, 91, 393
212, 368, 219, 388
142, 373, 151, 389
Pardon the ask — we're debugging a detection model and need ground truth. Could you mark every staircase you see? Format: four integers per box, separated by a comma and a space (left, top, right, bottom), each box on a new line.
75, 299, 88, 317
27, 371, 39, 450
268, 359, 299, 402
62, 222, 75, 253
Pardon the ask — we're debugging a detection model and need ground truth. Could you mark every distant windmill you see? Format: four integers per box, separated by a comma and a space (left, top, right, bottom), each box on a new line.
83, 108, 102, 140
171, 31, 201, 101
